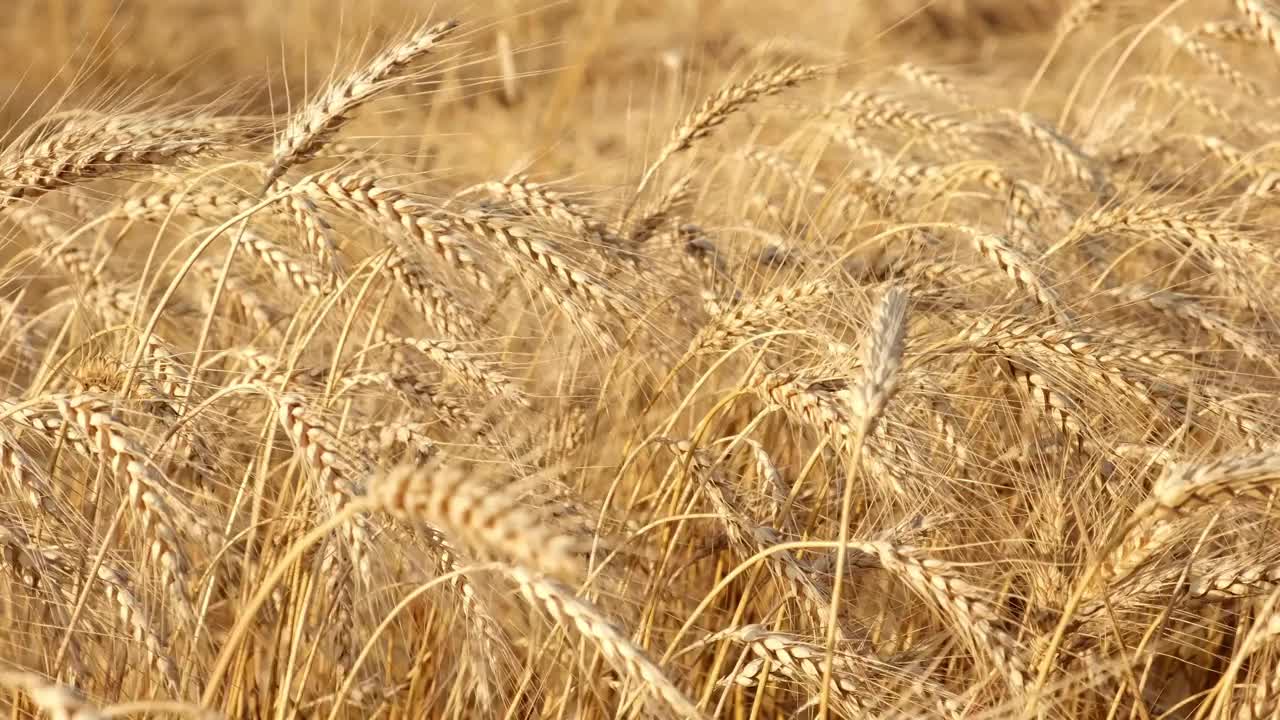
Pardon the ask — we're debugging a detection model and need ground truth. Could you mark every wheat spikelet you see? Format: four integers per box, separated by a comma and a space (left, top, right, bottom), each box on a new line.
0, 520, 91, 684
741, 147, 830, 195
1187, 559, 1280, 602
507, 566, 706, 720
1076, 205, 1257, 267
1004, 111, 1112, 197
831, 92, 973, 157
1102, 452, 1280, 595
849, 285, 909, 436
742, 438, 789, 514
826, 124, 892, 170
1240, 171, 1280, 208
895, 62, 972, 107
634, 62, 818, 200
693, 279, 833, 352
0, 425, 56, 512
374, 331, 527, 406
275, 393, 375, 585
40, 236, 98, 287
752, 370, 855, 443
751, 369, 916, 495
888, 256, 993, 296
265, 20, 460, 185
1235, 0, 1280, 56
715, 624, 964, 719
456, 209, 631, 329
1146, 450, 1280, 516
713, 625, 874, 715
475, 175, 616, 244
1138, 75, 1236, 126
1165, 26, 1261, 97
117, 185, 259, 222
999, 357, 1092, 445
384, 248, 480, 340
1059, 0, 1104, 36
961, 164, 1069, 232
193, 259, 282, 332
924, 396, 972, 473
957, 316, 1177, 414
52, 395, 201, 624
1110, 285, 1277, 372
0, 400, 89, 454
91, 561, 182, 693
273, 186, 344, 281
291, 169, 492, 290
951, 225, 1065, 314
1246, 665, 1280, 720
630, 174, 694, 243
370, 464, 581, 580
7, 203, 67, 246
0, 297, 39, 363
240, 229, 327, 296
856, 540, 1029, 691
424, 529, 512, 712
138, 334, 195, 406
1197, 19, 1258, 43
834, 90, 963, 136
231, 349, 325, 389
1069, 207, 1260, 316
338, 371, 470, 425
0, 114, 222, 209
356, 419, 436, 462
661, 439, 846, 638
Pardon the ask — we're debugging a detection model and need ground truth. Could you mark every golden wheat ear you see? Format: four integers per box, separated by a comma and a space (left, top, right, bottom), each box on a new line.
370, 463, 583, 581
1236, 0, 1280, 56
1, 113, 224, 210
265, 19, 461, 187
628, 62, 819, 213
507, 566, 707, 720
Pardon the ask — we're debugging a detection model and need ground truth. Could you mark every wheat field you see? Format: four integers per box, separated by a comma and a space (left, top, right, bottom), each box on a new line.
4, 0, 1280, 717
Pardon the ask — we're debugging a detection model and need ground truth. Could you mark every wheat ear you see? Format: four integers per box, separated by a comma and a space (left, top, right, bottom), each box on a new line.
265, 20, 460, 185
631, 63, 817, 206
371, 464, 581, 580
508, 566, 707, 720
850, 285, 910, 436
0, 114, 222, 210
1235, 0, 1280, 56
